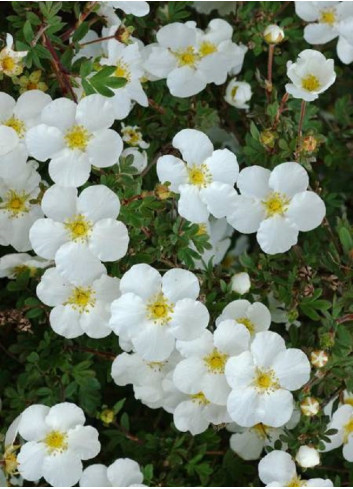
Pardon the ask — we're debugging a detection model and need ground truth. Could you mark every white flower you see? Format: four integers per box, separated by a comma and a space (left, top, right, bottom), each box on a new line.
100, 41, 148, 120
0, 90, 51, 145
37, 264, 120, 339
0, 162, 43, 252
174, 324, 250, 405
145, 20, 247, 97
157, 129, 239, 223
0, 132, 28, 181
80, 458, 145, 487
110, 264, 209, 361
121, 124, 149, 148
173, 390, 231, 435
230, 424, 284, 461
216, 299, 271, 337
263, 24, 285, 44
192, 1, 237, 15
230, 272, 251, 295
111, 350, 181, 409
0, 34, 27, 77
25, 94, 123, 187
258, 450, 333, 487
29, 184, 129, 262
323, 404, 353, 461
227, 162, 326, 254
0, 253, 51, 279
189, 218, 232, 270
224, 79, 252, 109
98, 1, 149, 26
17, 402, 100, 487
295, 2, 353, 64
225, 331, 310, 427
295, 445, 320, 468
285, 49, 335, 102
121, 147, 148, 173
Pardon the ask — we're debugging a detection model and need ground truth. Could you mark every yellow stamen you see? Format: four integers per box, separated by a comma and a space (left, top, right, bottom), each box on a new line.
146, 292, 174, 325
343, 417, 353, 444
253, 367, 280, 392
2, 190, 29, 217
1, 56, 15, 72
262, 191, 290, 218
4, 446, 18, 475
301, 74, 321, 92
65, 286, 96, 313
191, 392, 210, 405
320, 9, 336, 25
64, 214, 93, 241
4, 116, 26, 138
231, 85, 239, 98
64, 125, 92, 151
236, 317, 255, 335
203, 348, 229, 374
252, 423, 270, 439
115, 61, 131, 81
187, 164, 211, 188
44, 431, 68, 454
122, 128, 141, 146
199, 41, 217, 57
174, 46, 198, 67
287, 476, 307, 487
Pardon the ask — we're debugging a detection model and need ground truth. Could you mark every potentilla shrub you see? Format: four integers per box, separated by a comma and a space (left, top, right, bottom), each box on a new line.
0, 1, 353, 487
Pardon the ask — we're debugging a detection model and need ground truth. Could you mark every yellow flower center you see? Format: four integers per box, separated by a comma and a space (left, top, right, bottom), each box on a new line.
253, 368, 280, 392
147, 361, 166, 371
301, 74, 321, 92
64, 125, 92, 151
174, 46, 198, 67
14, 264, 37, 277
146, 292, 174, 325
1, 56, 15, 72
236, 317, 255, 335
262, 191, 290, 218
203, 348, 229, 374
4, 446, 18, 475
345, 398, 353, 407
2, 190, 29, 217
187, 164, 211, 188
231, 85, 239, 98
343, 417, 353, 443
199, 41, 217, 57
65, 286, 96, 313
122, 128, 141, 146
44, 430, 68, 454
196, 223, 208, 236
252, 423, 270, 439
4, 116, 26, 138
320, 9, 336, 25
287, 476, 307, 487
115, 61, 131, 81
191, 392, 210, 405
64, 214, 93, 241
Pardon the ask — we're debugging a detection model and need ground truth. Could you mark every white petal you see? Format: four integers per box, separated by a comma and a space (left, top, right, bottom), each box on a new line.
269, 162, 309, 197
205, 149, 239, 184
132, 323, 175, 361
25, 124, 64, 160
94, 274, 120, 302
67, 425, 100, 460
167, 66, 206, 97
18, 404, 50, 441
87, 129, 123, 168
173, 400, 209, 435
89, 219, 129, 261
227, 195, 265, 233
46, 402, 85, 431
80, 465, 110, 487
156, 155, 188, 192
162, 268, 200, 302
107, 458, 143, 487
50, 306, 83, 338
173, 129, 213, 164
251, 331, 286, 368
203, 373, 231, 405
214, 320, 250, 356
157, 23, 196, 50
80, 302, 112, 338
0, 144, 28, 180
230, 431, 264, 460
49, 149, 91, 187
216, 299, 250, 324
287, 191, 325, 232
41, 185, 78, 221
170, 299, 209, 340
257, 216, 299, 254
337, 36, 353, 64
225, 351, 255, 389
227, 387, 260, 426
78, 185, 120, 221
261, 389, 294, 427
237, 166, 271, 198
272, 348, 310, 390
120, 263, 161, 299
76, 94, 114, 131
259, 450, 296, 485
55, 242, 106, 285
178, 184, 209, 223
0, 126, 18, 156
110, 293, 148, 337
29, 219, 68, 259
17, 441, 46, 481
36, 267, 71, 306
42, 451, 83, 487
173, 357, 206, 394
15, 90, 52, 123
246, 302, 272, 333
0, 93, 15, 121
304, 23, 337, 45
294, 2, 319, 21
40, 97, 77, 131
201, 182, 238, 219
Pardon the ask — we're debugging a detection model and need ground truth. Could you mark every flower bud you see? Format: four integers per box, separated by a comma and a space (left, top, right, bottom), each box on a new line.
263, 24, 285, 44
99, 408, 115, 425
295, 446, 320, 468
300, 397, 320, 417
260, 129, 276, 148
231, 272, 251, 295
310, 350, 329, 368
224, 79, 252, 109
155, 183, 171, 200
301, 135, 318, 153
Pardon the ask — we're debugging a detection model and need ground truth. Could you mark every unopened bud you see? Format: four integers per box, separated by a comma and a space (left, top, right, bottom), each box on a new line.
99, 408, 115, 425
263, 24, 285, 44
301, 135, 318, 153
155, 183, 171, 200
300, 397, 320, 417
231, 272, 251, 295
310, 350, 329, 368
295, 445, 320, 468
260, 129, 276, 148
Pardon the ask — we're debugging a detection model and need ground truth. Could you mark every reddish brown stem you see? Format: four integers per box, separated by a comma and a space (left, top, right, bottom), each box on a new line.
266, 44, 275, 100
